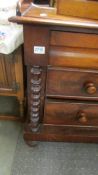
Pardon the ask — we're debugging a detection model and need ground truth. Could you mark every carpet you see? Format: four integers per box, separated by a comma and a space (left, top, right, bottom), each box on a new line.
11, 130, 98, 175
0, 121, 22, 175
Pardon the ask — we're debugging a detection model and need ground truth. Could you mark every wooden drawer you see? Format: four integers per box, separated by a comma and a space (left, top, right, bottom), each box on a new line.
24, 124, 98, 143
49, 46, 98, 69
44, 100, 98, 126
46, 68, 98, 100
50, 31, 98, 49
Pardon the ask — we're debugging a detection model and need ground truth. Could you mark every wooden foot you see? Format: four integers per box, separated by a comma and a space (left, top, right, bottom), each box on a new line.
24, 139, 38, 147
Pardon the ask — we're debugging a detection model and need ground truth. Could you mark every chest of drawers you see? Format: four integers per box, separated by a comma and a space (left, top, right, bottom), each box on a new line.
9, 4, 98, 143
23, 24, 98, 143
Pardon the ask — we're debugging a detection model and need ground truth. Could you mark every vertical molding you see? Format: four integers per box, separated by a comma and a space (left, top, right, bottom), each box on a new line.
29, 66, 42, 132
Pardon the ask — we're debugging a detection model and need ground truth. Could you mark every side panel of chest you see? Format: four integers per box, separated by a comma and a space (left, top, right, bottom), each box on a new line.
24, 25, 50, 66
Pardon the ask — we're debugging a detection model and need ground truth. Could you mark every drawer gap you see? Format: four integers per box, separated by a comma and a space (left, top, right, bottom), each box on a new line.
45, 97, 98, 105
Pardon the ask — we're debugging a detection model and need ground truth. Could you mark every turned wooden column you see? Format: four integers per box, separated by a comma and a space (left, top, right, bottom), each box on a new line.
29, 66, 42, 132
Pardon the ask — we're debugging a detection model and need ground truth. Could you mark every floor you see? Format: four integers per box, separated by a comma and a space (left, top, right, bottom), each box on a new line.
1, 121, 98, 175
0, 121, 22, 175
0, 96, 21, 175
11, 134, 98, 175
1, 96, 98, 175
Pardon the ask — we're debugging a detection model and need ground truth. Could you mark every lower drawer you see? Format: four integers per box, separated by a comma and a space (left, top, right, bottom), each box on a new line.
44, 100, 98, 126
24, 124, 98, 143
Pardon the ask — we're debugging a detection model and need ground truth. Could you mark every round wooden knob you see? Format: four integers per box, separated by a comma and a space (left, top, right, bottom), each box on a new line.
84, 82, 96, 94
77, 111, 87, 123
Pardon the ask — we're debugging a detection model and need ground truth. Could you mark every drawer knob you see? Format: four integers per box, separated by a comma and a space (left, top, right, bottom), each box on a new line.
77, 111, 87, 123
85, 82, 96, 94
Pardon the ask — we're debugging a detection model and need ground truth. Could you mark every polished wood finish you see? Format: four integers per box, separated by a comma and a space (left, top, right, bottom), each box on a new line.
9, 2, 98, 143
57, 0, 98, 20
46, 68, 98, 100
0, 47, 24, 120
50, 31, 98, 49
49, 46, 98, 69
84, 82, 97, 95
9, 5, 98, 29
44, 100, 98, 126
24, 125, 98, 143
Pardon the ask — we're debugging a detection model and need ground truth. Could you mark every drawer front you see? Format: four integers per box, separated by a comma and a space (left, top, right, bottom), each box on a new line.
49, 46, 98, 69
50, 31, 98, 49
44, 100, 98, 126
46, 68, 98, 100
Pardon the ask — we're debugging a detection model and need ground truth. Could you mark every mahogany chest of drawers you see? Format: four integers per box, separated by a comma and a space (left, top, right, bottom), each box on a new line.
9, 3, 98, 144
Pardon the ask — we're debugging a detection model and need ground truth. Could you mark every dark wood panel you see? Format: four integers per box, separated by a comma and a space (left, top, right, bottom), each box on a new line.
50, 31, 98, 48
49, 46, 98, 69
46, 68, 98, 100
44, 100, 98, 126
24, 25, 50, 66
24, 124, 98, 143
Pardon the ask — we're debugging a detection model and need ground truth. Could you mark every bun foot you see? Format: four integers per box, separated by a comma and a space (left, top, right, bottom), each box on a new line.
24, 139, 38, 147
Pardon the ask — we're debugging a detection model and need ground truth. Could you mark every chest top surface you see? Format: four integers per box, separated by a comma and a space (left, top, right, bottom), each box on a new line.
9, 2, 98, 29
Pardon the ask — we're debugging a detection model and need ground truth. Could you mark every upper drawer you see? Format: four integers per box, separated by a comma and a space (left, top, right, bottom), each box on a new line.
46, 68, 98, 100
50, 31, 98, 49
49, 46, 98, 69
